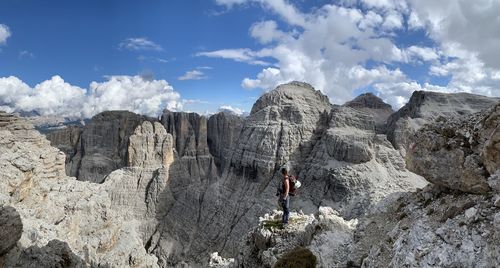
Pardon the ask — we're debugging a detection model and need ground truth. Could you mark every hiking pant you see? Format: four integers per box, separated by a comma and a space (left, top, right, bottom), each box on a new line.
280, 196, 289, 224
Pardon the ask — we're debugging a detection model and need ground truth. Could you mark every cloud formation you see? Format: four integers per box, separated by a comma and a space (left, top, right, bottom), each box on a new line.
218, 105, 245, 116
119, 37, 163, 51
178, 70, 208, 81
196, 48, 271, 65
0, 24, 11, 45
0, 75, 182, 118
210, 0, 500, 108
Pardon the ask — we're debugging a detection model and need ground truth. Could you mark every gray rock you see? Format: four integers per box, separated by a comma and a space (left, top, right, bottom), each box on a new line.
207, 112, 244, 173
386, 91, 499, 152
406, 103, 499, 193
0, 111, 159, 267
46, 111, 154, 183
0, 205, 23, 256
13, 239, 86, 268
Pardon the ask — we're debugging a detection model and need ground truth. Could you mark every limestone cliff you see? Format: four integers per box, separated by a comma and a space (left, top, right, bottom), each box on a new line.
350, 103, 500, 267
48, 111, 154, 183
386, 91, 499, 153
0, 111, 158, 267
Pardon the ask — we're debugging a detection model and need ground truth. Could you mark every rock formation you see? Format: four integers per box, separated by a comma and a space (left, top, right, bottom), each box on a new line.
386, 91, 499, 154
0, 111, 158, 267
8, 82, 499, 267
47, 111, 154, 183
235, 206, 356, 268
0, 205, 23, 256
407, 103, 499, 194
344, 92, 393, 133
349, 103, 500, 267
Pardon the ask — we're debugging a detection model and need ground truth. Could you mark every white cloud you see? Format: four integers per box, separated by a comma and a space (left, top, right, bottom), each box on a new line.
408, 0, 500, 69
250, 20, 286, 44
0, 24, 11, 45
211, 0, 500, 109
405, 46, 439, 62
119, 37, 163, 51
218, 105, 245, 116
196, 48, 271, 65
0, 75, 182, 118
178, 70, 207, 80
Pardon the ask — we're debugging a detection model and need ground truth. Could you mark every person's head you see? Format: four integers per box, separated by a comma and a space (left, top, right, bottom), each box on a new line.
281, 167, 288, 176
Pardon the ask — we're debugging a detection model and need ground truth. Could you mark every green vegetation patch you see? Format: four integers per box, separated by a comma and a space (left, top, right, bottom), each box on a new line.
262, 219, 284, 230
274, 247, 317, 268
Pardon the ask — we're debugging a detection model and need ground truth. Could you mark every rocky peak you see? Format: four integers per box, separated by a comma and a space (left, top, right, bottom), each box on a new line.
344, 92, 393, 111
250, 81, 331, 117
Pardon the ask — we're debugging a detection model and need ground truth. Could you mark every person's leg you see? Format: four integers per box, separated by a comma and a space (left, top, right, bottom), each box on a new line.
283, 197, 289, 224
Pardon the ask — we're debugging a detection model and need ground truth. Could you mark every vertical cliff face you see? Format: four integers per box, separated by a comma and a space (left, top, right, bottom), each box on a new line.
161, 110, 210, 157
207, 112, 244, 173
47, 111, 154, 183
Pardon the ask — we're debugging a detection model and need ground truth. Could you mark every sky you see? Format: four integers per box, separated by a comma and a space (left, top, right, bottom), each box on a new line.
1, 0, 499, 118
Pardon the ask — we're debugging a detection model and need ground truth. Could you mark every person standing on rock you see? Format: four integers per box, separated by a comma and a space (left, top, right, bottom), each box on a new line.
279, 167, 290, 225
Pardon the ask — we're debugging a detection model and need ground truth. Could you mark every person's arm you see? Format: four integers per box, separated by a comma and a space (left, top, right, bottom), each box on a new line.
283, 178, 289, 198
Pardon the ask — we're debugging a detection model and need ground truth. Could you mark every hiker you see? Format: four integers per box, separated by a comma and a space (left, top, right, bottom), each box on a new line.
279, 167, 290, 225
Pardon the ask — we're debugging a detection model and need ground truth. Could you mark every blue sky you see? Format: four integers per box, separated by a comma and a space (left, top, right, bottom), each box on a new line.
1, 0, 499, 118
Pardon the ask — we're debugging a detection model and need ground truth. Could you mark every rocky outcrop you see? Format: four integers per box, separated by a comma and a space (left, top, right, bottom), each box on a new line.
236, 207, 356, 268
343, 92, 393, 133
350, 184, 499, 267
12, 240, 86, 268
298, 105, 427, 219
46, 111, 154, 183
407, 103, 499, 194
0, 205, 23, 256
0, 111, 158, 267
45, 125, 82, 170
349, 105, 500, 267
386, 91, 499, 152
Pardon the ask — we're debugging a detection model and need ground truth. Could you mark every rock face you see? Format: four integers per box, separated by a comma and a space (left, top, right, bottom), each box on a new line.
343, 92, 393, 133
350, 184, 499, 267
386, 91, 499, 152
0, 111, 158, 267
207, 112, 244, 173
407, 103, 499, 194
47, 111, 153, 183
349, 105, 500, 267
298, 105, 426, 219
20, 83, 498, 267
0, 205, 23, 256
12, 239, 86, 268
236, 207, 357, 268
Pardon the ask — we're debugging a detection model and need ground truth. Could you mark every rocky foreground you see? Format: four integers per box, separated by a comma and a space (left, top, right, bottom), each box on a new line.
1, 82, 498, 267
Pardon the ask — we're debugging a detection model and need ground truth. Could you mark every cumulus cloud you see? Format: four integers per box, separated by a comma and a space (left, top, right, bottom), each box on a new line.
119, 37, 163, 51
0, 24, 11, 45
0, 75, 182, 118
211, 0, 500, 109
218, 105, 245, 116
